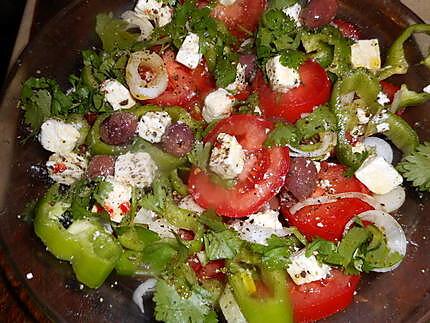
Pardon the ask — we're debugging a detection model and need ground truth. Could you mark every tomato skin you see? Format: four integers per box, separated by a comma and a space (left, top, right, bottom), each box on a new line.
211, 0, 267, 41
290, 269, 361, 323
380, 80, 400, 103
282, 163, 373, 241
333, 19, 361, 40
146, 51, 215, 112
254, 61, 331, 123
188, 256, 226, 281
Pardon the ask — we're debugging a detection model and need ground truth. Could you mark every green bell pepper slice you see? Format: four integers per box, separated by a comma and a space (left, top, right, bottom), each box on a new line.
378, 24, 430, 80
118, 226, 160, 251
330, 69, 382, 170
229, 269, 293, 323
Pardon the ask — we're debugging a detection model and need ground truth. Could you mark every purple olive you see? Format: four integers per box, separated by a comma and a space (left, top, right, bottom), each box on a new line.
161, 123, 194, 157
100, 112, 138, 145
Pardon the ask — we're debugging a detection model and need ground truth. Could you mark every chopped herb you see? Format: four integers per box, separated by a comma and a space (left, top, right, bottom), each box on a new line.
397, 142, 430, 192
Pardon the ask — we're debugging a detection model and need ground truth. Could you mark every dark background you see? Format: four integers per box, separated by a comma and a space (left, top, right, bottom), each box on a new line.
0, 0, 26, 88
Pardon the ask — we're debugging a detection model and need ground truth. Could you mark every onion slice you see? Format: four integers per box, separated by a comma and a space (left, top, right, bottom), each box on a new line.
133, 278, 157, 314
373, 186, 406, 213
126, 51, 168, 100
363, 136, 394, 164
288, 132, 337, 159
289, 192, 385, 215
219, 285, 247, 323
343, 210, 406, 272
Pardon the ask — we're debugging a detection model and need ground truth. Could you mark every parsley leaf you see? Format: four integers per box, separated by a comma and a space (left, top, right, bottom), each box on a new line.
204, 230, 243, 261
397, 142, 430, 191
95, 13, 139, 52
264, 122, 301, 148
154, 279, 217, 323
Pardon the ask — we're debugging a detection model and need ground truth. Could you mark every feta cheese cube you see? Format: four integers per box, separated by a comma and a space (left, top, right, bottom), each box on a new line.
156, 6, 172, 27
135, 0, 163, 20
282, 3, 302, 26
351, 39, 381, 70
354, 156, 403, 194
219, 0, 237, 5
46, 152, 87, 185
230, 210, 290, 245
423, 84, 430, 94
137, 111, 171, 143
176, 33, 202, 69
102, 177, 132, 223
202, 88, 234, 123
209, 133, 245, 180
287, 249, 331, 285
100, 79, 136, 111
115, 152, 158, 188
266, 55, 301, 93
225, 63, 247, 93
179, 195, 205, 214
134, 208, 175, 238
377, 91, 390, 105
39, 119, 80, 154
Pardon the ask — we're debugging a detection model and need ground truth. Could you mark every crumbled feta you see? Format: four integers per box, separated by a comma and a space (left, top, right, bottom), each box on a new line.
179, 195, 205, 214
351, 39, 381, 70
313, 161, 321, 173
225, 63, 247, 93
356, 108, 370, 124
176, 33, 202, 69
354, 156, 403, 194
135, 0, 163, 21
26, 273, 34, 280
156, 6, 173, 27
230, 210, 290, 245
377, 91, 390, 106
253, 106, 262, 116
282, 3, 302, 26
219, 0, 237, 5
351, 142, 366, 154
202, 88, 234, 123
46, 152, 87, 185
287, 249, 331, 285
209, 133, 245, 180
134, 208, 175, 238
424, 85, 430, 94
115, 152, 158, 188
102, 176, 132, 223
100, 79, 136, 110
137, 111, 171, 143
376, 122, 390, 133
39, 119, 80, 154
266, 55, 301, 93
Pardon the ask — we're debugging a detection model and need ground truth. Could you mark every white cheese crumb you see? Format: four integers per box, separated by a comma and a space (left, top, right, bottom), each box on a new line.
102, 176, 132, 223
219, 0, 237, 5
225, 63, 247, 93
282, 3, 302, 26
156, 6, 173, 27
178, 196, 205, 214
176, 33, 202, 69
26, 273, 34, 280
134, 208, 175, 238
356, 108, 370, 124
100, 79, 136, 111
137, 111, 171, 143
377, 91, 390, 105
46, 152, 87, 185
287, 249, 331, 285
135, 0, 163, 21
266, 55, 301, 93
351, 39, 381, 70
209, 133, 245, 180
115, 152, 158, 188
376, 122, 390, 133
202, 88, 234, 123
39, 119, 80, 154
354, 156, 403, 194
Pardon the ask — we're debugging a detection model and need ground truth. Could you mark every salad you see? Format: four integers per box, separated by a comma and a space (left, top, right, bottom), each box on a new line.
18, 0, 430, 322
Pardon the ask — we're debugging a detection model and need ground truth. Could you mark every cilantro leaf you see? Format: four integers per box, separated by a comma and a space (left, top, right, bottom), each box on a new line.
187, 142, 212, 169
154, 280, 216, 323
397, 142, 430, 191
95, 13, 139, 52
279, 50, 306, 69
142, 241, 180, 274
295, 105, 338, 139
204, 230, 243, 261
264, 122, 301, 148
198, 209, 227, 232
269, 0, 299, 9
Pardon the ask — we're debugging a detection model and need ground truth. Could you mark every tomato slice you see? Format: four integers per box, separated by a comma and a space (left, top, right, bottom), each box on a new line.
254, 61, 331, 123
146, 50, 215, 113
332, 19, 361, 40
189, 115, 290, 217
380, 80, 400, 103
290, 269, 361, 323
210, 0, 267, 41
282, 163, 373, 241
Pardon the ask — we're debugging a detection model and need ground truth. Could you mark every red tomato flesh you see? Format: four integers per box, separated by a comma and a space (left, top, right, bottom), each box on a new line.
189, 115, 290, 217
333, 19, 361, 40
380, 80, 400, 103
290, 269, 361, 323
188, 256, 226, 281
254, 61, 331, 123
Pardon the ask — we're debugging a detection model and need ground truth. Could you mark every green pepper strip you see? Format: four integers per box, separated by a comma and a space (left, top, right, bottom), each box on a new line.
34, 185, 122, 288
330, 69, 381, 170
230, 269, 293, 323
378, 24, 430, 80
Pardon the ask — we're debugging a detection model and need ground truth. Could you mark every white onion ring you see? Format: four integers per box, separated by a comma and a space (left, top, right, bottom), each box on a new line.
219, 285, 247, 323
126, 51, 168, 100
288, 132, 337, 158
342, 210, 407, 272
133, 278, 157, 314
289, 192, 385, 215
363, 137, 394, 164
121, 11, 154, 40
373, 186, 406, 213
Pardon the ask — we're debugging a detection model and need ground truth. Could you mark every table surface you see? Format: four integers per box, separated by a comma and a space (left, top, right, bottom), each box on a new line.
0, 0, 429, 321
